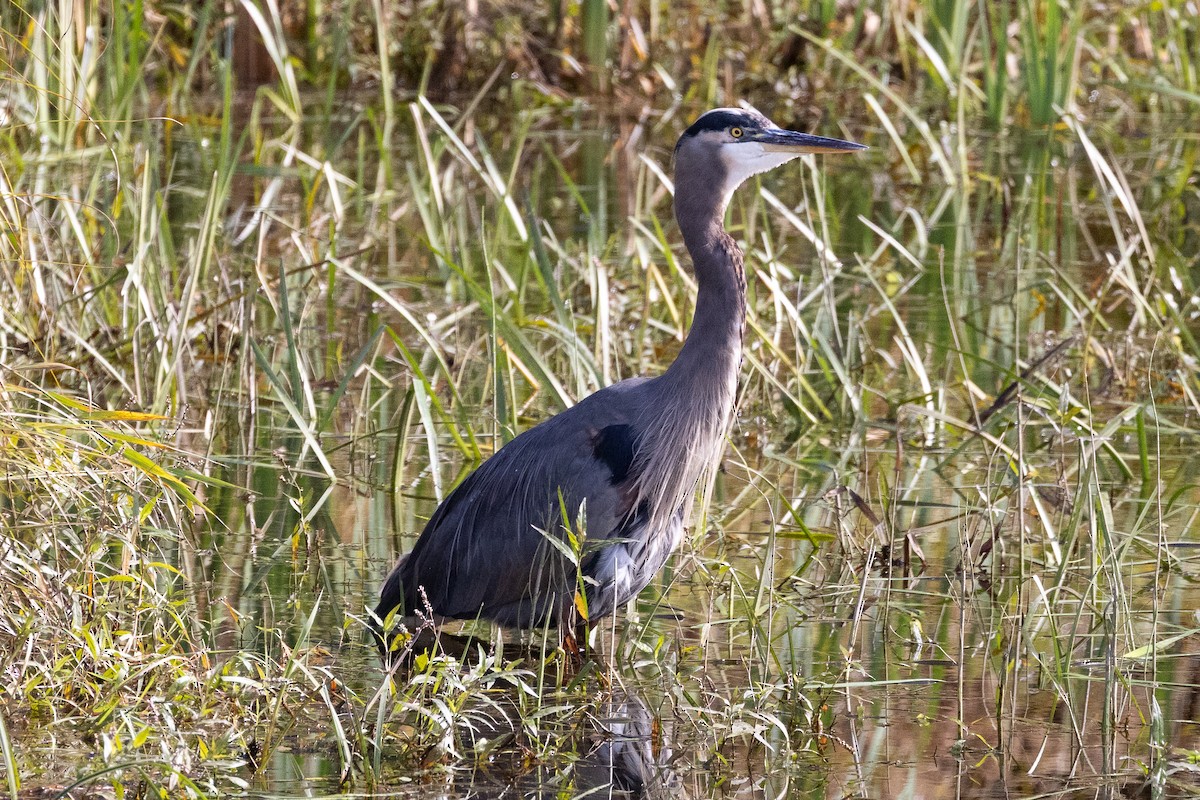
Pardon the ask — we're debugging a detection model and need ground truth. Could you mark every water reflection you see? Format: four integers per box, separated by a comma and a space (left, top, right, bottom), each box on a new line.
455, 688, 680, 799
822, 659, 1185, 799
575, 692, 680, 800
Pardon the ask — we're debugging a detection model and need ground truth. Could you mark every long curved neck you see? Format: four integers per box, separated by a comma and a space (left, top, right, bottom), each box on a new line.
663, 174, 747, 388
625, 172, 747, 528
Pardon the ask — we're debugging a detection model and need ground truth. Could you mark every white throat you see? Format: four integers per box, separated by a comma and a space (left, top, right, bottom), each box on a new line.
719, 143, 801, 204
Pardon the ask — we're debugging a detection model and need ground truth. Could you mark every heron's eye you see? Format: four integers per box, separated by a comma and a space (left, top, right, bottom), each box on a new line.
730, 127, 743, 138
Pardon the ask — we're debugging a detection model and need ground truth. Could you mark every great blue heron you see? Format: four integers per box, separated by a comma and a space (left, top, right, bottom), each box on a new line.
374, 107, 864, 659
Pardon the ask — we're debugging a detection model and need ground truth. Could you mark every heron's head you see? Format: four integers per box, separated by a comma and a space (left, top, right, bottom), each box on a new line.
674, 108, 865, 207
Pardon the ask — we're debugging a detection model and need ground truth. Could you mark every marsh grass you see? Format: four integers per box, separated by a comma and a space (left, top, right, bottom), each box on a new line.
2, 0, 1199, 796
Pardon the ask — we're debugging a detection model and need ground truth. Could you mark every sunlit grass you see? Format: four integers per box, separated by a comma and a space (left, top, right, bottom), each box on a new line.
1, 0, 1199, 796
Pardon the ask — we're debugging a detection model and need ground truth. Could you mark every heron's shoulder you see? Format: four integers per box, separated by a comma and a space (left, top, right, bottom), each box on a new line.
590, 374, 653, 396
537, 376, 654, 422
468, 376, 654, 466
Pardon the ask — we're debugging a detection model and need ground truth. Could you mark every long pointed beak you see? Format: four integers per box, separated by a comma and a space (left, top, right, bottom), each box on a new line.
754, 128, 866, 154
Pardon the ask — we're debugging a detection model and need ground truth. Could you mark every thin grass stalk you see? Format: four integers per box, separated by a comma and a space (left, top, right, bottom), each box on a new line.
0, 711, 16, 799
250, 338, 337, 479
978, 0, 1010, 128
581, 0, 609, 90
238, 0, 301, 117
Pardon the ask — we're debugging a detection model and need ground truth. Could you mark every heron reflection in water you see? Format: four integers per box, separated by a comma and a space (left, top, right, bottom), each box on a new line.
455, 688, 679, 798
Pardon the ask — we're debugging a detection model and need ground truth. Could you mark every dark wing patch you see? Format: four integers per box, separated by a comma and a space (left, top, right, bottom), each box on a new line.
591, 424, 639, 485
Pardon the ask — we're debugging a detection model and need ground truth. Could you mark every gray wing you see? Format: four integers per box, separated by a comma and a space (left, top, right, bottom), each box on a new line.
375, 379, 655, 629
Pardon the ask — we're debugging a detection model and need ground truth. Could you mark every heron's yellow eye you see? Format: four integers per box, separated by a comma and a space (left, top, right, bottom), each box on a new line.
730, 127, 743, 138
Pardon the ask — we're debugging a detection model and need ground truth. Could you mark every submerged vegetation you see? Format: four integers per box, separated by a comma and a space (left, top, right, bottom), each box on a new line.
1, 0, 1199, 796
